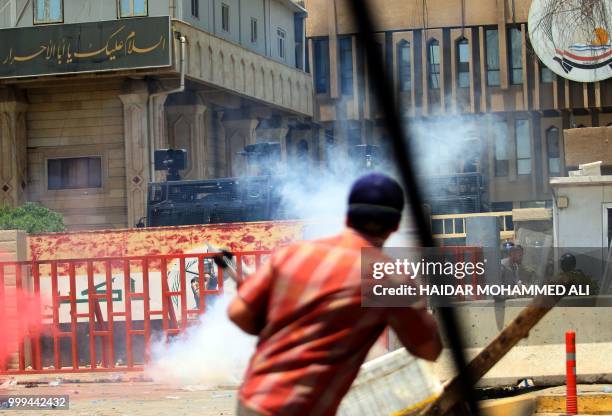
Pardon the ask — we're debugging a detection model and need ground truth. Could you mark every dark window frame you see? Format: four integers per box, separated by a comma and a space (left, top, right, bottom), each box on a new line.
191, 0, 199, 18
313, 38, 330, 94
221, 3, 230, 32
485, 28, 500, 87
277, 28, 286, 60
427, 39, 441, 90
515, 118, 532, 175
456, 38, 470, 88
546, 126, 561, 175
541, 65, 555, 83
508, 27, 523, 85
33, 0, 64, 25
250, 18, 258, 43
339, 36, 354, 95
397, 40, 411, 92
47, 157, 103, 191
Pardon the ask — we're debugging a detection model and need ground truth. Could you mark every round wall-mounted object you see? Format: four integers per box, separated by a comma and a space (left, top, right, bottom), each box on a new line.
528, 0, 611, 83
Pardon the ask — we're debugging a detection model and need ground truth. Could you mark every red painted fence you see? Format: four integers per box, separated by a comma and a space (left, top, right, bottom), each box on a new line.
0, 246, 484, 375
0, 251, 269, 375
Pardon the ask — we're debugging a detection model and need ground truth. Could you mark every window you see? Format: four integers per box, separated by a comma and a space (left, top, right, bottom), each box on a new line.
250, 18, 258, 43
221, 3, 229, 32
520, 200, 548, 209
339, 37, 354, 95
313, 38, 330, 94
348, 128, 362, 148
294, 15, 305, 70
509, 28, 523, 85
191, 0, 199, 18
119, 0, 147, 18
492, 202, 513, 212
48, 157, 102, 190
515, 119, 531, 175
486, 29, 500, 86
494, 120, 509, 177
397, 40, 411, 92
541, 66, 554, 83
457, 38, 470, 88
546, 127, 561, 175
34, 0, 63, 24
324, 129, 335, 167
296, 140, 309, 163
428, 40, 440, 89
277, 28, 286, 60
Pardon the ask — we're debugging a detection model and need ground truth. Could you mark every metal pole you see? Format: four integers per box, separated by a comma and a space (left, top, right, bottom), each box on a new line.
566, 330, 578, 414
346, 1, 480, 414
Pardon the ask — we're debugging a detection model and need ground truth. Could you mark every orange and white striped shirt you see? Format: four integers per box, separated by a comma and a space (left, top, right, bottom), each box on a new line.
237, 228, 437, 416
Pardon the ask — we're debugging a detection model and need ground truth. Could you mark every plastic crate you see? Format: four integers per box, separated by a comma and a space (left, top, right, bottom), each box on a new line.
337, 348, 442, 416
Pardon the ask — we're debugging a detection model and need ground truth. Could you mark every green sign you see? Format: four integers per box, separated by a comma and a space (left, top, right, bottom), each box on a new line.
59, 277, 136, 304
0, 16, 172, 79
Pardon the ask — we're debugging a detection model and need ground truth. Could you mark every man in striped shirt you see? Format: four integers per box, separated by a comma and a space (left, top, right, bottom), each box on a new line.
228, 173, 442, 416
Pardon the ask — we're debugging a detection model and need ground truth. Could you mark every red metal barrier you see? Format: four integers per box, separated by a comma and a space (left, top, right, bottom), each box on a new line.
0, 250, 270, 374
1, 246, 483, 374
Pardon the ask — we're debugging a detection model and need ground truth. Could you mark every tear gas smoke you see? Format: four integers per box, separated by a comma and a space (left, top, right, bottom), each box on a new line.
145, 113, 500, 387
278, 114, 496, 242
147, 292, 256, 387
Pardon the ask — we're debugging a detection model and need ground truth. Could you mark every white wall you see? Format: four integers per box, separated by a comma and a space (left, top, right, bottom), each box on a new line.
181, 0, 212, 32
268, 0, 295, 67
239, 0, 266, 55
212, 0, 239, 43
553, 182, 612, 248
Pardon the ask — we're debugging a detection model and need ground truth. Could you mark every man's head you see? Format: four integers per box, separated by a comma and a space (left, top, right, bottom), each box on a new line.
190, 277, 200, 295
560, 253, 577, 273
346, 173, 405, 243
508, 245, 524, 264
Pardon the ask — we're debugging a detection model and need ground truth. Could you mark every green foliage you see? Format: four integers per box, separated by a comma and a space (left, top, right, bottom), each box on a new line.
0, 202, 66, 234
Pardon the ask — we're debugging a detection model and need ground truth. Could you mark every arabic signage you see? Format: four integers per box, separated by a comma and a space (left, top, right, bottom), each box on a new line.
0, 16, 172, 79
528, 0, 611, 83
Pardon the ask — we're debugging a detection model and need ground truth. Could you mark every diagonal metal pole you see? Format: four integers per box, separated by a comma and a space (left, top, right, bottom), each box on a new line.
346, 1, 480, 414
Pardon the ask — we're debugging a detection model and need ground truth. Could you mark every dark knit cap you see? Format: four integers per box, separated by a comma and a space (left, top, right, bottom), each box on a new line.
348, 173, 405, 213
347, 173, 404, 234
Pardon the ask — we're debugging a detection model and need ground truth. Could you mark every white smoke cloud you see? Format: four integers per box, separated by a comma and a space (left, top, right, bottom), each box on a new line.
410, 115, 483, 177
145, 113, 505, 389
146, 292, 256, 387
278, 157, 370, 239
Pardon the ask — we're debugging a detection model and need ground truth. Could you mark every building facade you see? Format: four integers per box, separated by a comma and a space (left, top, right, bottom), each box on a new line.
0, 0, 314, 229
304, 0, 612, 213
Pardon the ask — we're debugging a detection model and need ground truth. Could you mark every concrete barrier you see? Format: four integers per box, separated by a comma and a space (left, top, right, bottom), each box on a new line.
429, 298, 612, 386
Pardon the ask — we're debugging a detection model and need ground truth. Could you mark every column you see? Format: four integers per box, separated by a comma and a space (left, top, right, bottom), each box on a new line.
0, 87, 28, 207
150, 94, 169, 182
119, 80, 150, 228
166, 95, 209, 180
222, 117, 259, 177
